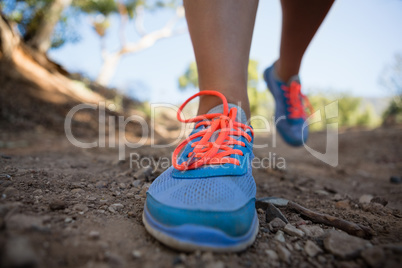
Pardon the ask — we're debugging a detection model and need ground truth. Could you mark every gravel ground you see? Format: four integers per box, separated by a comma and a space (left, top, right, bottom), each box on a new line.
0, 126, 401, 268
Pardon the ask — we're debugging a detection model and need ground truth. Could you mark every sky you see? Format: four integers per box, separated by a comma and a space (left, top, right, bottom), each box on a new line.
49, 0, 402, 104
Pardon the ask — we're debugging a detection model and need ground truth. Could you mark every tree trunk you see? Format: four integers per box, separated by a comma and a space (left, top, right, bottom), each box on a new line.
28, 0, 72, 53
0, 15, 19, 60
96, 53, 122, 86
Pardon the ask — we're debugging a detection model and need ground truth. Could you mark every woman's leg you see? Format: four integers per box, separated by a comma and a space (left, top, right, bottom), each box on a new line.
183, 0, 259, 118
277, 0, 334, 82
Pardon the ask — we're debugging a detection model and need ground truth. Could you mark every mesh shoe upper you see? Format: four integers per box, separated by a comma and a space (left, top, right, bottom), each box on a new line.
145, 91, 257, 237
264, 64, 312, 146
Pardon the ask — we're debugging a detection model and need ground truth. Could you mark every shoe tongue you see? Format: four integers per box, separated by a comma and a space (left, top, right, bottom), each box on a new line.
206, 103, 248, 125
287, 75, 301, 86
206, 103, 248, 143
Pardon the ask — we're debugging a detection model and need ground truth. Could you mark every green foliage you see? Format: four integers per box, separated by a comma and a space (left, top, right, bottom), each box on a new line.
72, 0, 117, 16
1, 0, 176, 50
308, 94, 381, 131
382, 97, 402, 125
337, 95, 361, 126
178, 62, 198, 90
1, 0, 80, 48
380, 54, 402, 125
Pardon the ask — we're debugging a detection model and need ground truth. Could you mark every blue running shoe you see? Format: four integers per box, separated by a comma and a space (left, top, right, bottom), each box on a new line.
143, 91, 259, 252
264, 63, 313, 146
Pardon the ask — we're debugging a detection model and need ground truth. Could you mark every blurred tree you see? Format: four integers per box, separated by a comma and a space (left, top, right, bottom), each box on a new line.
337, 95, 361, 126
309, 94, 380, 131
1, 0, 186, 85
92, 2, 186, 86
1, 0, 75, 52
380, 54, 402, 125
28, 0, 72, 52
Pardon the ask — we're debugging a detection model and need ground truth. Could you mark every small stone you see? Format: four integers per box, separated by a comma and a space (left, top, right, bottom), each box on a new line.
6, 214, 46, 231
370, 197, 388, 206
132, 250, 142, 258
286, 243, 293, 251
206, 261, 225, 268
298, 225, 325, 238
99, 199, 108, 204
65, 217, 73, 223
89, 230, 100, 240
127, 211, 135, 217
3, 187, 18, 198
105, 252, 124, 266
95, 181, 108, 188
304, 240, 323, 257
133, 166, 153, 181
268, 217, 286, 233
49, 200, 67, 211
179, 253, 187, 262
359, 194, 373, 204
201, 251, 214, 262
276, 244, 291, 263
71, 188, 85, 194
265, 203, 288, 223
87, 197, 97, 202
332, 193, 344, 201
361, 246, 384, 267
257, 208, 264, 214
4, 237, 38, 267
0, 202, 21, 217
119, 182, 126, 189
134, 195, 143, 200
132, 180, 143, 188
390, 176, 401, 184
336, 199, 351, 209
256, 197, 289, 209
140, 183, 151, 197
72, 204, 88, 213
110, 203, 124, 211
314, 190, 330, 196
323, 230, 372, 259
284, 224, 305, 237
108, 206, 116, 213
265, 249, 278, 260
318, 255, 326, 263
294, 242, 302, 251
275, 230, 286, 243
33, 189, 42, 195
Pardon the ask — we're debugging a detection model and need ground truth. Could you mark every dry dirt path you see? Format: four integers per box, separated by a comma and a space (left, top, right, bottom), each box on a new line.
0, 127, 401, 268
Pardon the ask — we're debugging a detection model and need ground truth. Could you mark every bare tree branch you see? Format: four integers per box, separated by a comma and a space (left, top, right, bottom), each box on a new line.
120, 6, 185, 55
96, 5, 187, 85
134, 6, 147, 37
117, 1, 128, 47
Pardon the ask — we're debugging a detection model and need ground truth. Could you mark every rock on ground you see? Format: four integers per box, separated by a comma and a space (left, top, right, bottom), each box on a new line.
360, 246, 385, 268
323, 230, 372, 259
268, 217, 286, 233
298, 225, 325, 238
3, 236, 38, 267
284, 224, 305, 237
304, 240, 323, 257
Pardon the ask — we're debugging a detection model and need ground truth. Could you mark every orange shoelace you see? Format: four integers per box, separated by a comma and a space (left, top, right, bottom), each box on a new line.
281, 81, 314, 119
172, 91, 254, 171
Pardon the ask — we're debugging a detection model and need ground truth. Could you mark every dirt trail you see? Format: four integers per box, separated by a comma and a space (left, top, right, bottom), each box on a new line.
0, 126, 401, 268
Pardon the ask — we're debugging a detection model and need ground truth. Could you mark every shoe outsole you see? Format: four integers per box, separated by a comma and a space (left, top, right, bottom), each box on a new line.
142, 204, 259, 253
